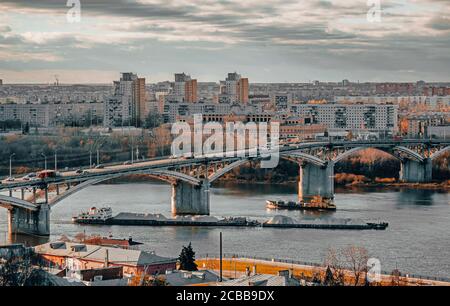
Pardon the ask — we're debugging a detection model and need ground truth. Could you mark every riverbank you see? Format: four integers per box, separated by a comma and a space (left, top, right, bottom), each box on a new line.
196, 256, 450, 286
104, 174, 450, 191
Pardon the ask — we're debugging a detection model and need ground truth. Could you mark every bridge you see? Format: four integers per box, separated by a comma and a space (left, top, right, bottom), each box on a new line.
0, 139, 449, 236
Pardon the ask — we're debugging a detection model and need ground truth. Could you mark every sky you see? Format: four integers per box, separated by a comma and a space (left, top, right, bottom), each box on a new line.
0, 0, 449, 84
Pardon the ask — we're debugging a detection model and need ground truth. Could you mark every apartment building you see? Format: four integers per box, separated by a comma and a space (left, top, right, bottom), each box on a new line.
219, 72, 249, 104
104, 73, 146, 127
290, 103, 398, 133
0, 102, 104, 127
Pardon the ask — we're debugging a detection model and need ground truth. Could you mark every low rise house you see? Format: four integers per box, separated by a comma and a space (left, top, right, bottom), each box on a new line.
66, 266, 129, 286
218, 270, 301, 286
163, 269, 222, 286
34, 242, 177, 277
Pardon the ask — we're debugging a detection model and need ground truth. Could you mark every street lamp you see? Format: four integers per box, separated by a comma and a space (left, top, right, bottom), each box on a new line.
54, 149, 58, 172
9, 153, 15, 178
41, 153, 47, 170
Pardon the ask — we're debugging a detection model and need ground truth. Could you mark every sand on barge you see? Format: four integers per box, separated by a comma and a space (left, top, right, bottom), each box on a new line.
72, 208, 388, 230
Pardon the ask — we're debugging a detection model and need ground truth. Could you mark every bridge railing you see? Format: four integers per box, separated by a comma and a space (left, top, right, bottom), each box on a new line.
198, 253, 450, 283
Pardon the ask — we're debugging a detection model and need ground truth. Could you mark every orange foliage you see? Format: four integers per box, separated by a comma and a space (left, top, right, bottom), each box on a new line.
334, 173, 370, 185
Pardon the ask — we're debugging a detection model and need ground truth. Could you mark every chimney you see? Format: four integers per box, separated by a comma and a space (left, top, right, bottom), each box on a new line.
104, 249, 109, 268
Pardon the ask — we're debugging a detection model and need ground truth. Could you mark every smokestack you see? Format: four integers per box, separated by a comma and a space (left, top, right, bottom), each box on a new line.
104, 249, 109, 267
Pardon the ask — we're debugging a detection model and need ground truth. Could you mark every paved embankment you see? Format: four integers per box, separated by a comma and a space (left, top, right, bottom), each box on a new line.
196, 257, 450, 286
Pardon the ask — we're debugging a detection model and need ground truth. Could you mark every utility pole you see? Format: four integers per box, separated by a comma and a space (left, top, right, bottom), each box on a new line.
219, 232, 223, 282
54, 150, 57, 172
41, 153, 47, 170
9, 153, 15, 178
97, 149, 100, 166
89, 151, 92, 168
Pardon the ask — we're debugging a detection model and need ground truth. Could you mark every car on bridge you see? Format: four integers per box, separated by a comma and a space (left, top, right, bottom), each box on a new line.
22, 173, 37, 181
37, 170, 61, 180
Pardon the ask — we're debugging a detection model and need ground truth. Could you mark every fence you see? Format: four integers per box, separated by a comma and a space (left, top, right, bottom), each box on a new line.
198, 253, 450, 283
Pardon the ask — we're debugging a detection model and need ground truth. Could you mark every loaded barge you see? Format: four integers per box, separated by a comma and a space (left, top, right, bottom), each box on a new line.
72, 207, 388, 230
266, 196, 336, 211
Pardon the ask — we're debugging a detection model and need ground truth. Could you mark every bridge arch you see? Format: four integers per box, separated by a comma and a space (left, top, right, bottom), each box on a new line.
49, 169, 201, 208
0, 194, 39, 211
208, 159, 250, 184
333, 146, 423, 164
281, 151, 326, 167
431, 146, 450, 161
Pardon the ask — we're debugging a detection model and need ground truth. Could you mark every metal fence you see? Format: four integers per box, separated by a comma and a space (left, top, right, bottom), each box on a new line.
198, 253, 450, 283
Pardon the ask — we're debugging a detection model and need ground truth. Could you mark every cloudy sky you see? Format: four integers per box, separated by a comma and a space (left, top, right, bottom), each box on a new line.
0, 0, 449, 83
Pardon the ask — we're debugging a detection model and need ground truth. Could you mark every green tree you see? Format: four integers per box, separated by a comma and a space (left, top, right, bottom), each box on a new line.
178, 242, 198, 271
144, 112, 163, 129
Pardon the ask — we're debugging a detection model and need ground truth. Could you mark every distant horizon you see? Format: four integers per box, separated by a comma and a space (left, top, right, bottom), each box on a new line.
2, 79, 450, 86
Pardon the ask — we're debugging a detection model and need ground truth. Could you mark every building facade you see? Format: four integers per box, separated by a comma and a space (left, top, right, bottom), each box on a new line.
290, 103, 398, 133
104, 72, 146, 127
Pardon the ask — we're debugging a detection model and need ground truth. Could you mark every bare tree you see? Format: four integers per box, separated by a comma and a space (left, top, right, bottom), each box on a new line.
324, 248, 345, 286
341, 245, 369, 286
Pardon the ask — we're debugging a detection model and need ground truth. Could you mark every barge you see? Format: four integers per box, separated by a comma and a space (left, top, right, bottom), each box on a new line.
266, 196, 337, 211
72, 208, 388, 230
262, 222, 388, 230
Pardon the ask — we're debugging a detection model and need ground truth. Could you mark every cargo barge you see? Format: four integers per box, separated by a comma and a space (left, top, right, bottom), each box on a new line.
262, 222, 388, 230
72, 207, 388, 230
266, 196, 337, 211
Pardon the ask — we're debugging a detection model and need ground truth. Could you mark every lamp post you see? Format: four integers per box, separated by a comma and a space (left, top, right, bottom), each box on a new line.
54, 149, 58, 172
89, 150, 93, 168
41, 153, 47, 170
9, 153, 15, 178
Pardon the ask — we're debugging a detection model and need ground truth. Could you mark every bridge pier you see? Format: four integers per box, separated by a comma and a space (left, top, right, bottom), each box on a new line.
299, 161, 334, 201
400, 158, 432, 183
171, 180, 210, 215
7, 204, 50, 236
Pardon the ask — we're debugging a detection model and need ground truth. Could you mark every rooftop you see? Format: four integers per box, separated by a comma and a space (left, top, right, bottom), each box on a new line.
34, 242, 176, 267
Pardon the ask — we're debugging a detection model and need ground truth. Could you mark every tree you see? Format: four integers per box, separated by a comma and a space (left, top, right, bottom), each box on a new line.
323, 266, 335, 286
341, 245, 369, 286
22, 122, 30, 134
0, 250, 35, 286
324, 248, 345, 286
178, 242, 198, 271
144, 112, 163, 129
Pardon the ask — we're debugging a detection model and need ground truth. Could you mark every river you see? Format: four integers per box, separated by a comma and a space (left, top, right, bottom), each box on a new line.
0, 181, 449, 278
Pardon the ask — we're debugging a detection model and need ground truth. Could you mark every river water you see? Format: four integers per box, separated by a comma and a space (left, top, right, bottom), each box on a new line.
0, 181, 449, 278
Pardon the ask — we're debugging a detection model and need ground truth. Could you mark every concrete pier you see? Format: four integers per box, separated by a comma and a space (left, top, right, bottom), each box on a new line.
299, 161, 334, 201
7, 204, 50, 236
400, 158, 432, 183
171, 180, 210, 215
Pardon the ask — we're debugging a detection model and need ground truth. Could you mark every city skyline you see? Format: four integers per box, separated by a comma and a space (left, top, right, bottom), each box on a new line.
0, 0, 450, 83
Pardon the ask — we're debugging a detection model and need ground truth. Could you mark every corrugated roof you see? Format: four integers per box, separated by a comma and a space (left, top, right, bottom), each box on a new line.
34, 242, 176, 267
219, 274, 300, 286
